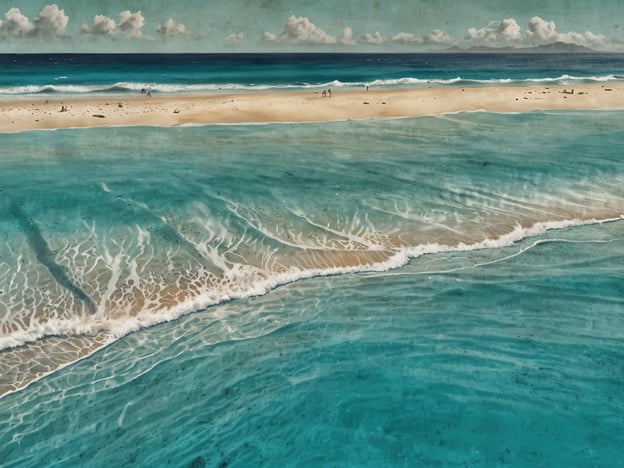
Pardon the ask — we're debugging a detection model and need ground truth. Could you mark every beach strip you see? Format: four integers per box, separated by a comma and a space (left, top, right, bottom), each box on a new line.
1, 83, 623, 132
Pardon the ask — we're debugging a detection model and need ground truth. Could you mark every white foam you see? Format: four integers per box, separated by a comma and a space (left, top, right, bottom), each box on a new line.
1, 74, 622, 96
2, 214, 622, 353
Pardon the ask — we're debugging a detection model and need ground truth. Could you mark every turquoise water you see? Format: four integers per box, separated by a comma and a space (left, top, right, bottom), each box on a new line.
2, 53, 624, 95
3, 226, 624, 466
1, 112, 624, 465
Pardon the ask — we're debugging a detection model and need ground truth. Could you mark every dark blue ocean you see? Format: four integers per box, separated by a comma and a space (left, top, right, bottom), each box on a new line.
1, 52, 624, 94
1, 54, 624, 466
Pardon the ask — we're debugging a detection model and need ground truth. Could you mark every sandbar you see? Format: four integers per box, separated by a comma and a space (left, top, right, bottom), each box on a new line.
1, 83, 623, 132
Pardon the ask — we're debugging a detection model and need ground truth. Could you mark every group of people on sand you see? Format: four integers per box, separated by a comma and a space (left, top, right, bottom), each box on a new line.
140, 88, 152, 97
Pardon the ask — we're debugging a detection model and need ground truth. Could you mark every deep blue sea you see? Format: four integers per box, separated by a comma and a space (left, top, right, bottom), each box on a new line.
1, 54, 624, 467
1, 52, 624, 94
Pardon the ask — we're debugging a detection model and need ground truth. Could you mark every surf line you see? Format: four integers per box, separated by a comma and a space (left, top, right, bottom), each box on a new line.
10, 201, 97, 314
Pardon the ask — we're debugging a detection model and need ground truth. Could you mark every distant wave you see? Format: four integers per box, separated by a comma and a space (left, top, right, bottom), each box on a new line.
363, 74, 624, 87
1, 74, 622, 95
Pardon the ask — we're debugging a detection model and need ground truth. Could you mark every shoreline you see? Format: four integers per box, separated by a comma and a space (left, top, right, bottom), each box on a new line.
1, 83, 624, 132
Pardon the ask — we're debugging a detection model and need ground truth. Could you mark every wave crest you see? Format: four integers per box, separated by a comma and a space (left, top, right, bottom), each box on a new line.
1, 74, 622, 96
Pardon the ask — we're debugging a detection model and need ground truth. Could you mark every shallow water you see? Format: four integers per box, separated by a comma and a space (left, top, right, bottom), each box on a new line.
2, 221, 623, 466
1, 111, 623, 465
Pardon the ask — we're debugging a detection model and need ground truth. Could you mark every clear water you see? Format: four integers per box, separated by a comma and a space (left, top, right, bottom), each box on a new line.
1, 110, 623, 466
3, 224, 624, 466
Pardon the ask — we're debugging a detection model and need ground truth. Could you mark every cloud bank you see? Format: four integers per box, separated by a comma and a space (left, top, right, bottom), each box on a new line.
261, 14, 612, 50
81, 10, 146, 38
263, 15, 336, 45
262, 16, 357, 46
384, 29, 454, 46
156, 18, 192, 38
0, 5, 620, 52
466, 16, 609, 49
0, 5, 68, 38
361, 28, 454, 47
0, 4, 192, 43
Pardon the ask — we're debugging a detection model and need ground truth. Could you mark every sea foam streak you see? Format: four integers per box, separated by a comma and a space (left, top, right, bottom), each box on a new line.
2, 189, 623, 350
0, 74, 621, 95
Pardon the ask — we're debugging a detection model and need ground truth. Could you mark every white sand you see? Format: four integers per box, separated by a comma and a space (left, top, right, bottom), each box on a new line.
1, 83, 623, 132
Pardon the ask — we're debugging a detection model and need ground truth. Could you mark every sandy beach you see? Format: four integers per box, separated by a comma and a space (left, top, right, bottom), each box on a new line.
1, 83, 623, 132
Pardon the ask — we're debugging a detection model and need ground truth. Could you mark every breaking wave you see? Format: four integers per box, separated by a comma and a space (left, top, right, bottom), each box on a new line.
1, 74, 622, 96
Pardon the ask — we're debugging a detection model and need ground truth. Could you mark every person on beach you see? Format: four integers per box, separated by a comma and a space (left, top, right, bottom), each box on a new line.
328, 89, 332, 98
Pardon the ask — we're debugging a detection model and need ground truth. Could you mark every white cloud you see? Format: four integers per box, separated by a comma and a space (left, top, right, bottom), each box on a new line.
264, 15, 337, 45
264, 16, 452, 49
261, 15, 616, 51
33, 4, 68, 37
389, 32, 419, 44
282, 15, 336, 44
0, 7, 33, 37
527, 16, 557, 42
466, 18, 522, 43
464, 16, 613, 50
339, 27, 356, 46
363, 29, 452, 47
224, 32, 245, 45
156, 18, 191, 38
423, 29, 453, 45
362, 31, 384, 45
262, 31, 277, 42
526, 16, 609, 49
82, 15, 115, 35
570, 30, 610, 49
117, 10, 144, 38
0, 4, 68, 39
81, 10, 145, 39
558, 30, 609, 49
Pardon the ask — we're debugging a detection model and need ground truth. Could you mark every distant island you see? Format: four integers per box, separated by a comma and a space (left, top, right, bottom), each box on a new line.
444, 41, 596, 54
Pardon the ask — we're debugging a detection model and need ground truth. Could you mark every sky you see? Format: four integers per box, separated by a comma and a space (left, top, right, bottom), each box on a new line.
0, 0, 623, 53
